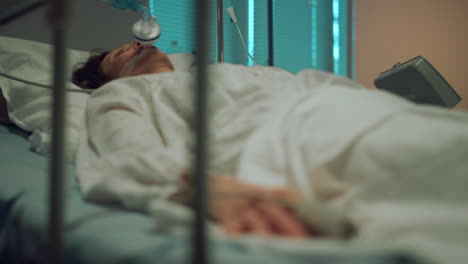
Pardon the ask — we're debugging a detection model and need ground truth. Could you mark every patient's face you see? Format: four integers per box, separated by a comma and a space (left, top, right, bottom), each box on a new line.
100, 41, 174, 80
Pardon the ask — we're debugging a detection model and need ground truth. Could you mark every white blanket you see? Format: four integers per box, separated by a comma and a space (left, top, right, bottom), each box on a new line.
77, 64, 468, 263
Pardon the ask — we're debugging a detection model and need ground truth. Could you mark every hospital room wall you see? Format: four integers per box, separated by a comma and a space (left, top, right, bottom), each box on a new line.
354, 0, 468, 110
0, 0, 140, 51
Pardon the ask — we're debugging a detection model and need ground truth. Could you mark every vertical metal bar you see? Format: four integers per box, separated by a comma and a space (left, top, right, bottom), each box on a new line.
346, 0, 355, 79
193, 0, 210, 263
268, 0, 274, 66
47, 0, 69, 263
217, 0, 224, 63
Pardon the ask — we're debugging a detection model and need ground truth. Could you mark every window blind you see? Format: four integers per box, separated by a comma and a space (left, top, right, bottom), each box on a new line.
149, 0, 353, 75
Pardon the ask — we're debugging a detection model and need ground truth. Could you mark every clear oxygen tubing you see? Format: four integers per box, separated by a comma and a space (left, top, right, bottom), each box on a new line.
234, 23, 256, 66
102, 0, 161, 46
0, 72, 95, 94
226, 7, 257, 66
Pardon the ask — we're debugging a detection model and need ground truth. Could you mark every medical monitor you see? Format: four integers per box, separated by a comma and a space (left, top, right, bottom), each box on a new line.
374, 56, 461, 108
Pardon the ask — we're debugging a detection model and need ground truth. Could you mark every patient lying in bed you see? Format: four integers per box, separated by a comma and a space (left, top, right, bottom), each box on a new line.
72, 41, 313, 239
70, 40, 468, 264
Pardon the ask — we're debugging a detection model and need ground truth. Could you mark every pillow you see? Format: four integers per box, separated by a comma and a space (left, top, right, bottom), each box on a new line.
168, 52, 195, 72
0, 36, 90, 161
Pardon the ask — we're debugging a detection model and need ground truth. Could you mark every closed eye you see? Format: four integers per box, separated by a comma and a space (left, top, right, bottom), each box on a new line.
115, 50, 124, 57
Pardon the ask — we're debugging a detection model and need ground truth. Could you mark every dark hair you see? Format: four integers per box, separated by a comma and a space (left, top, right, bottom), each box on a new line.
72, 49, 110, 89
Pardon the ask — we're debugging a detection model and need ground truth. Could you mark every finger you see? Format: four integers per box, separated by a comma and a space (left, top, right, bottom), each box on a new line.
269, 188, 303, 205
241, 208, 273, 236
179, 170, 193, 184
210, 176, 268, 196
221, 218, 245, 236
256, 200, 310, 238
209, 197, 249, 221
211, 198, 247, 236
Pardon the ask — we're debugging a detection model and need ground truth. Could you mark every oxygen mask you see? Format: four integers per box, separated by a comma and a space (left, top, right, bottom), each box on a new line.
102, 0, 161, 46
132, 16, 161, 47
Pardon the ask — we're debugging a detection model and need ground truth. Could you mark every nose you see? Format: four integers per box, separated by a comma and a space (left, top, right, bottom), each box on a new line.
132, 40, 142, 50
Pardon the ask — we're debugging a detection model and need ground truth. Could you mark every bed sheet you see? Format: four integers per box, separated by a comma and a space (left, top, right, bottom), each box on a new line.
0, 124, 423, 264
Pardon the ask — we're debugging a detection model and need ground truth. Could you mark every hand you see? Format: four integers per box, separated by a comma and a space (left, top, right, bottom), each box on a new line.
208, 176, 312, 239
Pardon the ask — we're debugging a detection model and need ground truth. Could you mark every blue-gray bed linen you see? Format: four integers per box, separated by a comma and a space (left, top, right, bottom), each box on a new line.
0, 124, 421, 264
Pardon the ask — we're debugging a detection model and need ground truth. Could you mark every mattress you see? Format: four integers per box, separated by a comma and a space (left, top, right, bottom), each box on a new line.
0, 124, 421, 264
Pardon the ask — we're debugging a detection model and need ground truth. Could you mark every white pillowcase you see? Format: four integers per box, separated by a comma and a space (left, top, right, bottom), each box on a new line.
0, 35, 195, 161
0, 36, 90, 161
169, 52, 195, 72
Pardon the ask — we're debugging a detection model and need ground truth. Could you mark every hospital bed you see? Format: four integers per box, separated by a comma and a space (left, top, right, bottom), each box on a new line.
0, 33, 426, 264
0, 34, 445, 264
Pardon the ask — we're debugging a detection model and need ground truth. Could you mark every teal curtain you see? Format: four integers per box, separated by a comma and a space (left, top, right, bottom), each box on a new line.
150, 0, 353, 77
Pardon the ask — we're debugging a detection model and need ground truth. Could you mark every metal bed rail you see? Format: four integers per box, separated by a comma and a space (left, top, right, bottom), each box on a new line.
47, 0, 69, 263
46, 0, 216, 263
192, 0, 211, 263
217, 0, 224, 63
